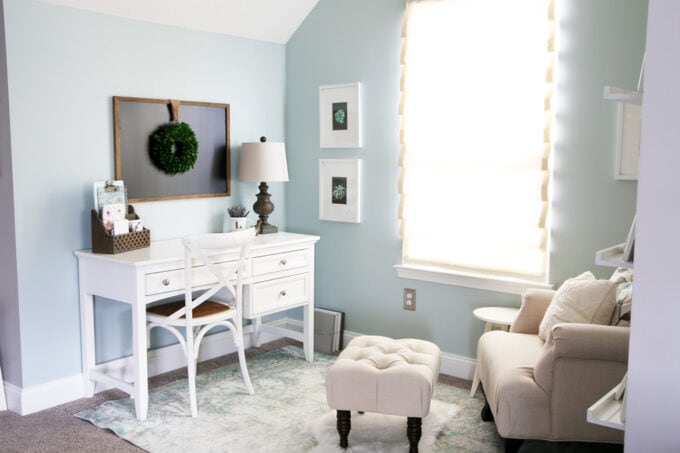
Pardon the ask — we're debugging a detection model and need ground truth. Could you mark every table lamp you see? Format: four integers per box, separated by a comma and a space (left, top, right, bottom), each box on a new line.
239, 137, 289, 234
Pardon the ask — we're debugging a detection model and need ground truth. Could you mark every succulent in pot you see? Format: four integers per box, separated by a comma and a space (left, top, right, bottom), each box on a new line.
227, 205, 250, 218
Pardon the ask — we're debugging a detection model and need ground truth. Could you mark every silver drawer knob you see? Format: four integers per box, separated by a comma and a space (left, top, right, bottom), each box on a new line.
280, 259, 287, 266
162, 279, 170, 286
279, 290, 287, 297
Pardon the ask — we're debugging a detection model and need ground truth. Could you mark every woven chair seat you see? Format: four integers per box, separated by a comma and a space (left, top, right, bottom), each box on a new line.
147, 300, 231, 319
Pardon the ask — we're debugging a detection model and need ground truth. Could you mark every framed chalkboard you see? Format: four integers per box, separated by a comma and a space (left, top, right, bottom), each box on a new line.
113, 96, 231, 202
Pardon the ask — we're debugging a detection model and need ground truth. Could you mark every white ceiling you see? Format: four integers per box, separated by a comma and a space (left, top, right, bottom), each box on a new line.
36, 0, 320, 44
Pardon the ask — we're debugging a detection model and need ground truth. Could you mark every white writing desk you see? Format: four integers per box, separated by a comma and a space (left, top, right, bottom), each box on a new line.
75, 231, 319, 421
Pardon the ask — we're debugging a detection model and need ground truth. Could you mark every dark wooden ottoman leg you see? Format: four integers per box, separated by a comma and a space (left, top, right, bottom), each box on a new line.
407, 417, 422, 453
481, 401, 494, 421
504, 438, 524, 453
336, 410, 351, 449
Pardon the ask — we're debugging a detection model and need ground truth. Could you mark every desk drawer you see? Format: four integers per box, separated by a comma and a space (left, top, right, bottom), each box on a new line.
252, 249, 310, 276
146, 261, 246, 296
244, 274, 309, 317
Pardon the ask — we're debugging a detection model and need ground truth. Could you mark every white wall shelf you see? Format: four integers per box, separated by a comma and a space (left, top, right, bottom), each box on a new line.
587, 386, 625, 431
603, 86, 643, 104
596, 243, 634, 269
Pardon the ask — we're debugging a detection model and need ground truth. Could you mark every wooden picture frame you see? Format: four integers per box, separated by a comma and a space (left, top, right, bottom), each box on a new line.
113, 96, 231, 203
319, 83, 362, 148
319, 159, 361, 223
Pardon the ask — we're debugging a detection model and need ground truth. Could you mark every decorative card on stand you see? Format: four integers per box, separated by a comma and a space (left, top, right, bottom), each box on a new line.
129, 219, 144, 232
94, 180, 127, 215
101, 203, 126, 232
112, 219, 130, 236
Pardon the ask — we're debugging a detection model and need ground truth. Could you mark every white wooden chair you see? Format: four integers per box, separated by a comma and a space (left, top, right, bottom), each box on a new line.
146, 228, 256, 417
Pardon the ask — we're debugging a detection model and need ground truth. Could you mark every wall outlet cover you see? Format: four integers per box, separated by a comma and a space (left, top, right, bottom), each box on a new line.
404, 288, 416, 311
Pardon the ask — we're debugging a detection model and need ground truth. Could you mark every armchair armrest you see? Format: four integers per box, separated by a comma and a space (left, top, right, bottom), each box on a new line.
534, 323, 630, 394
509, 288, 556, 334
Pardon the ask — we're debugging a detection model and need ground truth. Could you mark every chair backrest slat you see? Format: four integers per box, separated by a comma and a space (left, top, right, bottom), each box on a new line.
169, 228, 256, 324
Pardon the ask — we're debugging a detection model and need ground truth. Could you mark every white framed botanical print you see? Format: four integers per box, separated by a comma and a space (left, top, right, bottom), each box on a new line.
319, 83, 362, 148
319, 159, 361, 223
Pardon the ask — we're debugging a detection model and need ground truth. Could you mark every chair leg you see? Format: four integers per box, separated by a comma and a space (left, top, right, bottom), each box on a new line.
186, 333, 198, 417
336, 410, 351, 449
187, 357, 198, 417
407, 417, 422, 453
234, 328, 254, 394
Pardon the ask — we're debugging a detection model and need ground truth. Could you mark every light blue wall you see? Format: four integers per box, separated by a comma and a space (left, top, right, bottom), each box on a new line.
285, 0, 646, 358
0, 0, 22, 386
550, 0, 646, 279
3, 0, 286, 385
1, 0, 648, 388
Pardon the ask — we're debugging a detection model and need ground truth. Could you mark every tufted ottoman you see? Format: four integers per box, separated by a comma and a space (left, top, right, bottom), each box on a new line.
325, 335, 441, 453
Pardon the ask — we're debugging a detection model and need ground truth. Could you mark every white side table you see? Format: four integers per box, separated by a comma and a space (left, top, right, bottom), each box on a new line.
470, 306, 520, 397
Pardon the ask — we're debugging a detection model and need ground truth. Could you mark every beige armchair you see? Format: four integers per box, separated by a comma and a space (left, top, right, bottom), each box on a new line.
476, 288, 628, 452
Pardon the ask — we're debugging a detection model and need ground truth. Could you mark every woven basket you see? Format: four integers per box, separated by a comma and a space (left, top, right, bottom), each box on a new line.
91, 205, 150, 254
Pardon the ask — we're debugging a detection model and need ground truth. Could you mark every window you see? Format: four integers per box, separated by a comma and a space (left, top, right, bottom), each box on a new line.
396, 0, 554, 292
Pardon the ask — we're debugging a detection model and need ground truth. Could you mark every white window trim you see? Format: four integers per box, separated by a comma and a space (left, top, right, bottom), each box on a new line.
394, 263, 553, 295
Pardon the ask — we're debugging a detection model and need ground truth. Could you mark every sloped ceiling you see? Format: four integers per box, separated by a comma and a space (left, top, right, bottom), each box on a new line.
36, 0, 320, 44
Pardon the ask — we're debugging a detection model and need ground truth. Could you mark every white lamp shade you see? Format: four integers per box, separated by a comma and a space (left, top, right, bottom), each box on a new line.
239, 141, 289, 182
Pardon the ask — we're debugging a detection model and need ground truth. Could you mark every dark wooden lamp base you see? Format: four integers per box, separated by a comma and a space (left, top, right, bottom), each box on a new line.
253, 181, 278, 234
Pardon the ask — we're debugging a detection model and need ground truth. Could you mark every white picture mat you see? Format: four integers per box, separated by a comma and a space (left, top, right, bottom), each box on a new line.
319, 159, 361, 223
615, 103, 641, 180
319, 83, 362, 148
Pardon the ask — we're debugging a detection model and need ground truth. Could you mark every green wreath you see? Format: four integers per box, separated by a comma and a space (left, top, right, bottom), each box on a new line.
149, 122, 199, 175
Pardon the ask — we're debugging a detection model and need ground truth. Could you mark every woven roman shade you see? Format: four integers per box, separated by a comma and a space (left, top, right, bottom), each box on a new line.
398, 0, 555, 281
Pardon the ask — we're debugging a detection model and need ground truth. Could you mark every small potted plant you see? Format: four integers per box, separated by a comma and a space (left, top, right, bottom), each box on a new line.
225, 205, 250, 232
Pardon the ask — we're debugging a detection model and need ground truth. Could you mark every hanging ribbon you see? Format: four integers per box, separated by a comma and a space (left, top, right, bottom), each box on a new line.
170, 100, 181, 122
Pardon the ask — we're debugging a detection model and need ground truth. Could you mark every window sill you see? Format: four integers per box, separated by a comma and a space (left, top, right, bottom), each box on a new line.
393, 264, 553, 295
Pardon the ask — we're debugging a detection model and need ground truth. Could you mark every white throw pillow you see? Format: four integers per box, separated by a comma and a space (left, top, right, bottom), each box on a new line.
538, 271, 617, 341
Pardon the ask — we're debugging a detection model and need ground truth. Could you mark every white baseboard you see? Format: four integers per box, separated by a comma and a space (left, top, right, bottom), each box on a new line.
6, 318, 477, 415
5, 374, 85, 416
6, 319, 290, 416
440, 351, 476, 380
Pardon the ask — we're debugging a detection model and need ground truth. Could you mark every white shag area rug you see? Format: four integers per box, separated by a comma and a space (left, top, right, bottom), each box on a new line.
76, 346, 459, 453
309, 400, 458, 453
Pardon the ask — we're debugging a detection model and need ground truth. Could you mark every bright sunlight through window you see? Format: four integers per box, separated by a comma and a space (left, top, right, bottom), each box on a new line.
398, 0, 554, 285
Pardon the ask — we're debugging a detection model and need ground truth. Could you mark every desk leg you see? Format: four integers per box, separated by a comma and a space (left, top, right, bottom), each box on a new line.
131, 298, 148, 421
80, 290, 96, 398
252, 317, 262, 347
470, 322, 494, 397
303, 303, 314, 362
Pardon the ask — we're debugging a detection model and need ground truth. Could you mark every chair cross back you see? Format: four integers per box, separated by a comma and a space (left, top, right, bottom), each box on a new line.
177, 230, 254, 323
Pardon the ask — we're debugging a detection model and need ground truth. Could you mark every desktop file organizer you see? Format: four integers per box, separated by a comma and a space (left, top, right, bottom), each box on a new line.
91, 204, 150, 254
